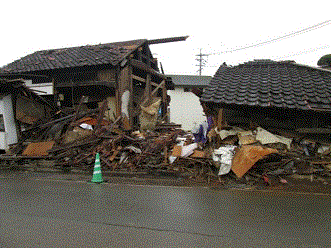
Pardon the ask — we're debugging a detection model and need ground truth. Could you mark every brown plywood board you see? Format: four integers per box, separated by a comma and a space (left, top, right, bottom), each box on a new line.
231, 145, 278, 178
22, 141, 55, 157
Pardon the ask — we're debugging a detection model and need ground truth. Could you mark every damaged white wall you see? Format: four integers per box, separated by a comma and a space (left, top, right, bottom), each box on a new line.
24, 79, 53, 95
0, 94, 18, 150
168, 87, 206, 131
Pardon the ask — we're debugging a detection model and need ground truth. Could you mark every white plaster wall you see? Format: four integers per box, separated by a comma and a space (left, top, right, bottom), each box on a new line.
168, 87, 206, 131
24, 80, 53, 95
0, 94, 18, 149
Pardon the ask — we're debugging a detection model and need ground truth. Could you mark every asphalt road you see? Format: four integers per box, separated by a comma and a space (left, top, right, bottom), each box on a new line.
0, 172, 330, 247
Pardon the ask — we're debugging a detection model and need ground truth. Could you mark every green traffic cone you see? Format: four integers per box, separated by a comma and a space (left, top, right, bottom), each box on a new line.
91, 153, 103, 183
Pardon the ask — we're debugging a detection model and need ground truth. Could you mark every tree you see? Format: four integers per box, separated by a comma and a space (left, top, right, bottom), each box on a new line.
317, 54, 331, 66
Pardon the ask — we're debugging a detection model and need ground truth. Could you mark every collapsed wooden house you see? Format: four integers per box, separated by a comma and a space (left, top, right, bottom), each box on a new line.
0, 36, 188, 130
201, 60, 331, 141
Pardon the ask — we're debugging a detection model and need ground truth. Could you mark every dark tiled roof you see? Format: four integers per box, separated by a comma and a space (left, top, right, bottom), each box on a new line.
168, 75, 211, 87
0, 39, 146, 74
201, 60, 331, 111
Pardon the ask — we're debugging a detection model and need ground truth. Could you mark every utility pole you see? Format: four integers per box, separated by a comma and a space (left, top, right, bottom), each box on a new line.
195, 49, 209, 75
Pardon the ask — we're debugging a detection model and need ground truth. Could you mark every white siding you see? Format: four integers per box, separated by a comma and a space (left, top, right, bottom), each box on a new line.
168, 87, 206, 131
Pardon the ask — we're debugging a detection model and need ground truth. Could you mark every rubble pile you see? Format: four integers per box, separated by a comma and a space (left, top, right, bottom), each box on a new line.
1, 105, 214, 182
2, 103, 331, 187
210, 125, 331, 186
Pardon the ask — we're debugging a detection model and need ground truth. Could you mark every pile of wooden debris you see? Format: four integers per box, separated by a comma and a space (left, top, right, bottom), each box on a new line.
1, 101, 331, 187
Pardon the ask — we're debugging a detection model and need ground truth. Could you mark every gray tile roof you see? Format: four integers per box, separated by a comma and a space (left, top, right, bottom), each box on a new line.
168, 75, 211, 87
0, 39, 147, 74
201, 60, 331, 111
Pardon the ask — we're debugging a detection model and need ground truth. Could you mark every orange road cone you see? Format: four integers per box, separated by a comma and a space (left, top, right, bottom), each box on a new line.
91, 153, 103, 183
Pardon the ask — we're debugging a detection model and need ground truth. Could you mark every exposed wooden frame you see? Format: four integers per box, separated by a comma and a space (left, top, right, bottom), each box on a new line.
141, 80, 165, 106
132, 74, 159, 87
130, 59, 167, 80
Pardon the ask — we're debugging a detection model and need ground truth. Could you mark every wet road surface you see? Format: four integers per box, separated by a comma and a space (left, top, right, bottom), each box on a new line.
0, 172, 330, 247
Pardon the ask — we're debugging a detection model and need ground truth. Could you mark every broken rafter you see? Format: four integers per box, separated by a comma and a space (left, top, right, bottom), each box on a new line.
132, 74, 159, 87
130, 59, 167, 79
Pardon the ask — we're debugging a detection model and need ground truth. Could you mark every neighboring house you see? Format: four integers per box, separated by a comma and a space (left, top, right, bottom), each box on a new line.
201, 60, 331, 134
0, 36, 187, 129
0, 79, 54, 151
167, 75, 211, 130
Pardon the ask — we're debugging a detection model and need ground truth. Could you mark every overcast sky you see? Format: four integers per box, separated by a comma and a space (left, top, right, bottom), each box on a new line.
1, 0, 330, 76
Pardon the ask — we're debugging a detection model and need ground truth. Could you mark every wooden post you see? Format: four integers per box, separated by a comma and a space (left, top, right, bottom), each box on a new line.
162, 82, 167, 121
217, 108, 225, 130
116, 65, 132, 117
143, 73, 151, 106
94, 99, 108, 132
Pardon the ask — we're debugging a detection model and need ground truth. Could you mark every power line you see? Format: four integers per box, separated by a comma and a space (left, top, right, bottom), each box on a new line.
193, 21, 331, 72
203, 45, 331, 69
210, 20, 331, 55
273, 44, 331, 60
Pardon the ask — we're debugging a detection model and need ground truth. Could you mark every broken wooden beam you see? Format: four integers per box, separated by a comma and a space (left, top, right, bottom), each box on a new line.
147, 36, 189, 45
